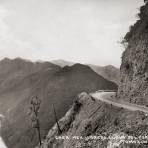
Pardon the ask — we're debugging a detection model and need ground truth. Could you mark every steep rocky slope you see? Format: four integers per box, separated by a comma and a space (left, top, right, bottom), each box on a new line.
36, 1, 148, 148
0, 59, 117, 148
118, 1, 148, 105
0, 58, 61, 148
37, 92, 148, 148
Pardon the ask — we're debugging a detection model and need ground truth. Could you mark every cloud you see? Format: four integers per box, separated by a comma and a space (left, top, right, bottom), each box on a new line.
0, 3, 36, 58
0, 0, 144, 67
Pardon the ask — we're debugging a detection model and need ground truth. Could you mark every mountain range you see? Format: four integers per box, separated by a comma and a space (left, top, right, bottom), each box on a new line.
51, 59, 120, 84
89, 64, 120, 84
0, 58, 117, 148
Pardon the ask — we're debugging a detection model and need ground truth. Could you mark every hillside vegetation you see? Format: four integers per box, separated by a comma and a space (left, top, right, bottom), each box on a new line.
37, 92, 148, 148
0, 58, 117, 148
118, 1, 148, 105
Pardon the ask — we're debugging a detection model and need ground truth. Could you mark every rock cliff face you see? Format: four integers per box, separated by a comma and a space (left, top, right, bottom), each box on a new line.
36, 92, 148, 148
118, 1, 148, 105
35, 1, 148, 148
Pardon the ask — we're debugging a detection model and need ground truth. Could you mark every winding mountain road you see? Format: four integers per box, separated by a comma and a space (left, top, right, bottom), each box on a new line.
91, 91, 148, 114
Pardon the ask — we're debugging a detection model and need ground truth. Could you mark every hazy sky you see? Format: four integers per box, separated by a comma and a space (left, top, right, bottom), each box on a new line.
0, 0, 144, 67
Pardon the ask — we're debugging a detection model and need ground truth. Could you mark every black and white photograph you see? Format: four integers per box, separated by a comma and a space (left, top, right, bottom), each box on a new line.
0, 0, 147, 148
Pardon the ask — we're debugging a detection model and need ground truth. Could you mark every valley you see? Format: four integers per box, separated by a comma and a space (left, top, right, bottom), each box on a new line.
0, 58, 117, 148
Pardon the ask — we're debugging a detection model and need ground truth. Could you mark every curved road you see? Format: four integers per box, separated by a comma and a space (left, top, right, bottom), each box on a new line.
91, 92, 148, 114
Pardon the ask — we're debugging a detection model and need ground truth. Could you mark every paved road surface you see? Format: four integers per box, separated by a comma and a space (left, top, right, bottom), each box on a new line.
91, 92, 148, 114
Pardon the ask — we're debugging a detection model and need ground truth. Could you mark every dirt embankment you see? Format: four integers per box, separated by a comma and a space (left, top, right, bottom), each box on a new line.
37, 92, 148, 148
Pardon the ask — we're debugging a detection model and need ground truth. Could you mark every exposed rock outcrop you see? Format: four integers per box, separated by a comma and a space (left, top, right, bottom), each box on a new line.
35, 1, 148, 148
118, 1, 148, 105
37, 92, 148, 148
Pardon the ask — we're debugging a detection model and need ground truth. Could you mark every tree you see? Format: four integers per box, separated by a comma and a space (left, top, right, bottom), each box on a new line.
28, 96, 42, 145
52, 103, 62, 134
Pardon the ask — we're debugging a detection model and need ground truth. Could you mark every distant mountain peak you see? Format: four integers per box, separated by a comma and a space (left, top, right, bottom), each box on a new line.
1, 58, 11, 63
88, 64, 120, 84
57, 63, 94, 75
51, 59, 75, 67
0, 57, 117, 148
71, 63, 89, 69
1, 57, 31, 63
